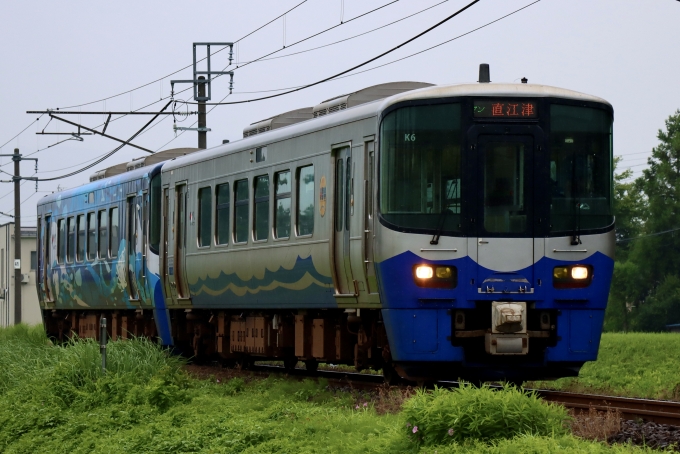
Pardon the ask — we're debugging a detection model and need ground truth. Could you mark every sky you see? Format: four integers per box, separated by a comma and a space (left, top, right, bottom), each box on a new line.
0, 0, 678, 226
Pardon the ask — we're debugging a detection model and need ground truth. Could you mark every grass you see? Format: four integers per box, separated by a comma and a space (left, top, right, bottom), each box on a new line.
0, 325, 661, 453
529, 332, 680, 400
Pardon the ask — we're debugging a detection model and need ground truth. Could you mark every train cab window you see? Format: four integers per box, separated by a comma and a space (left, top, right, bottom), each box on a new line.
87, 213, 96, 260
254, 175, 269, 241
198, 187, 212, 247
380, 103, 462, 234
297, 165, 314, 236
57, 219, 65, 264
110, 207, 119, 258
234, 179, 249, 243
98, 210, 108, 259
216, 183, 230, 245
275, 170, 291, 239
549, 104, 613, 232
76, 214, 86, 262
66, 217, 75, 263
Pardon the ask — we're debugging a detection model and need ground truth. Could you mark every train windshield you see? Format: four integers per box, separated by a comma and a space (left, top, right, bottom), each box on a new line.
380, 103, 462, 234
549, 105, 613, 233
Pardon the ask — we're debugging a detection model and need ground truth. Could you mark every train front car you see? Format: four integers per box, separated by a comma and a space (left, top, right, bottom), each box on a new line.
376, 83, 614, 382
36, 164, 172, 345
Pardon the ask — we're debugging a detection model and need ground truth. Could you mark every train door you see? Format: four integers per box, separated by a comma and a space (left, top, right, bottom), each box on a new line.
472, 130, 536, 289
332, 146, 357, 298
174, 184, 190, 300
126, 196, 140, 300
162, 187, 175, 302
42, 215, 54, 302
362, 139, 380, 298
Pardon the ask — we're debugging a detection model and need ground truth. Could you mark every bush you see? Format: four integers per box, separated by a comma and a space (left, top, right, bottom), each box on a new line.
401, 383, 568, 446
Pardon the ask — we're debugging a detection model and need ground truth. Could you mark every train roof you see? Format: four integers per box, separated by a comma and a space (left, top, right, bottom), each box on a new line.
38, 161, 163, 207
162, 82, 612, 173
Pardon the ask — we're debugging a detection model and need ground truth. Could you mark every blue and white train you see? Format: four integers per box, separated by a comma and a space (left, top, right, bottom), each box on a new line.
37, 71, 614, 382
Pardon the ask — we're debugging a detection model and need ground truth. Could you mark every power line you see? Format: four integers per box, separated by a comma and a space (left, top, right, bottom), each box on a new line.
53, 0, 311, 110
617, 227, 680, 244
0, 115, 43, 150
183, 0, 482, 106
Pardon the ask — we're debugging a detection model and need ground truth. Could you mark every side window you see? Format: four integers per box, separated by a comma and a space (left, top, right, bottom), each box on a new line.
66, 217, 75, 263
87, 213, 96, 260
30, 251, 37, 270
297, 165, 315, 236
76, 214, 86, 262
198, 187, 212, 247
234, 179, 249, 243
275, 171, 291, 239
254, 175, 269, 241
98, 210, 108, 259
110, 207, 119, 258
216, 183, 230, 245
57, 219, 65, 264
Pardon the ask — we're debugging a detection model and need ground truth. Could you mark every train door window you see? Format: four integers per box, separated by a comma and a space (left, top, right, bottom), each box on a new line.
275, 170, 291, 239
87, 213, 96, 260
110, 207, 119, 258
335, 159, 344, 232
254, 175, 269, 241
98, 210, 108, 259
76, 214, 85, 262
297, 165, 314, 236
57, 219, 65, 264
149, 173, 162, 254
216, 183, 230, 245
234, 179, 249, 243
45, 215, 52, 266
66, 217, 75, 263
198, 187, 212, 247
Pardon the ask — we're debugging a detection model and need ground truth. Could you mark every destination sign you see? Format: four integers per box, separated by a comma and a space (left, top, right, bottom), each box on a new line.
473, 100, 538, 119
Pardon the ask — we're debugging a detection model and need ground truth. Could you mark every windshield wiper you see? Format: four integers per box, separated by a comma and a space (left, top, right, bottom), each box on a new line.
571, 200, 582, 245
430, 180, 458, 245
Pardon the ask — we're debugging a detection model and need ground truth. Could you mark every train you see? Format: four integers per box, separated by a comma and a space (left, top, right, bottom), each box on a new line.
36, 66, 615, 382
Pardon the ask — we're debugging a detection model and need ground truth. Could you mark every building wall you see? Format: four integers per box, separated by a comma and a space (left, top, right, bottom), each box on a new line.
0, 222, 42, 327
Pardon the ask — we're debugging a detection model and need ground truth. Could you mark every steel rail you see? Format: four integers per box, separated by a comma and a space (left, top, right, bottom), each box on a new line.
248, 364, 680, 426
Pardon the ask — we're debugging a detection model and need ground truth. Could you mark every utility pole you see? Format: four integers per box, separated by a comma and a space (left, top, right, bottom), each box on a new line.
198, 76, 207, 149
13, 148, 21, 325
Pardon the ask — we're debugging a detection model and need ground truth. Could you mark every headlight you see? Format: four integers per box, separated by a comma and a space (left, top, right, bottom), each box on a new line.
415, 266, 433, 279
413, 264, 457, 289
553, 265, 593, 289
571, 266, 589, 280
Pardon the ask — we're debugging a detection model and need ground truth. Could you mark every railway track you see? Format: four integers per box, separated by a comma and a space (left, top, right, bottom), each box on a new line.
248, 364, 680, 426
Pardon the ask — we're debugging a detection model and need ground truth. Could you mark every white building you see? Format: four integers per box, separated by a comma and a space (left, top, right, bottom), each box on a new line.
0, 222, 42, 326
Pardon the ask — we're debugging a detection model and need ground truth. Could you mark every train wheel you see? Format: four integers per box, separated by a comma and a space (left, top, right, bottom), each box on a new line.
304, 359, 318, 373
283, 358, 298, 372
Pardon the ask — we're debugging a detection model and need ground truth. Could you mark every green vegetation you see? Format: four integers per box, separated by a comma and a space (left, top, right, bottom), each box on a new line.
0, 326, 654, 453
531, 332, 680, 400
606, 109, 680, 331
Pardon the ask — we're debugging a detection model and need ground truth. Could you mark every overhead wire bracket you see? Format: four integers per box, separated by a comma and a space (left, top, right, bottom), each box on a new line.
170, 42, 235, 102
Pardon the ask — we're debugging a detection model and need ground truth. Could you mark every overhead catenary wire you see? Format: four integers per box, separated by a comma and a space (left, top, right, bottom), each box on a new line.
53, 0, 311, 111
183, 0, 482, 107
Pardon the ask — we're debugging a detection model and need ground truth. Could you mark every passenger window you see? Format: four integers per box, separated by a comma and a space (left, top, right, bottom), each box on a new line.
198, 187, 212, 247
297, 165, 315, 236
254, 175, 269, 241
216, 183, 230, 245
234, 179, 249, 243
275, 170, 291, 239
98, 210, 108, 259
110, 207, 119, 258
76, 214, 85, 262
66, 217, 75, 263
87, 213, 96, 260
57, 219, 65, 264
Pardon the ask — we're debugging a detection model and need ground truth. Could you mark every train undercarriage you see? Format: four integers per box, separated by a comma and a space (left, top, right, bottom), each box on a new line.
43, 308, 390, 375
